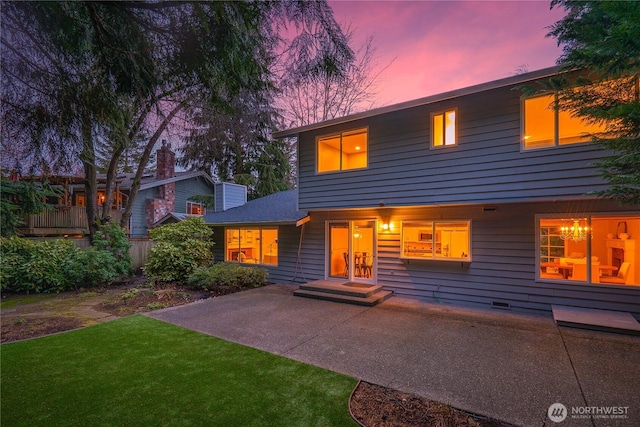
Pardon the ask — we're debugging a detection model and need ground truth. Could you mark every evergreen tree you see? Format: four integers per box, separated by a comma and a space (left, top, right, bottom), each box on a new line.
548, 0, 640, 206
2, 1, 353, 238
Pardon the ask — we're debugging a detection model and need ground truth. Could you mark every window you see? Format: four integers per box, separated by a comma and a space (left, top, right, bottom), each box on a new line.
402, 220, 470, 261
225, 227, 278, 265
537, 215, 639, 286
431, 110, 456, 147
317, 128, 367, 173
186, 201, 205, 215
523, 94, 605, 150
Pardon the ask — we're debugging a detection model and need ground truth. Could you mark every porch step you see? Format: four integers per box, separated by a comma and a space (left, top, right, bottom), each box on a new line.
294, 280, 393, 306
552, 305, 640, 336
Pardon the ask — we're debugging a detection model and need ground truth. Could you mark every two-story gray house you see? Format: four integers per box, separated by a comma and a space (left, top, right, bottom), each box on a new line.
209, 66, 639, 317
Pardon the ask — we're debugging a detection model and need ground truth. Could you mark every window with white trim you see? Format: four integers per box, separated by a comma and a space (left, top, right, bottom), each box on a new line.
186, 201, 205, 215
402, 220, 470, 261
317, 128, 368, 173
522, 93, 605, 150
225, 227, 278, 265
431, 110, 456, 148
537, 215, 639, 286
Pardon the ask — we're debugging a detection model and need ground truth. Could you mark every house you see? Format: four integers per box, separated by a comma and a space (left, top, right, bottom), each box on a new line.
212, 66, 640, 316
17, 141, 216, 237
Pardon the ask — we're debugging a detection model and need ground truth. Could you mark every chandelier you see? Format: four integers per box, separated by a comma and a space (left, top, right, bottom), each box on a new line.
560, 219, 590, 241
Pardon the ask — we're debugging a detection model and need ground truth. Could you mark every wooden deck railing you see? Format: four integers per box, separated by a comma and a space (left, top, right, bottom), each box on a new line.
21, 206, 124, 235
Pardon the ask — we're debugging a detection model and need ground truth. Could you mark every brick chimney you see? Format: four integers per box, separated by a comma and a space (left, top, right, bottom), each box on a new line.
156, 140, 175, 179
146, 140, 176, 232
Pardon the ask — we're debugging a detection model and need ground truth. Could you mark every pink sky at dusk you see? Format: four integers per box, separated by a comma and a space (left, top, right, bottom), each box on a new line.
329, 0, 567, 107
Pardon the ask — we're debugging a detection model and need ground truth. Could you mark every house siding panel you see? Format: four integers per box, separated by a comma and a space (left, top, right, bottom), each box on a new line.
130, 188, 155, 237
297, 85, 610, 210
175, 177, 214, 213
295, 201, 639, 316
214, 182, 247, 212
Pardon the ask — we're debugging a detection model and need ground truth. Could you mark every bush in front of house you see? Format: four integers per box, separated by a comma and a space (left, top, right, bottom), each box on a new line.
143, 217, 213, 283
187, 263, 268, 290
91, 221, 132, 276
0, 237, 78, 293
0, 223, 131, 294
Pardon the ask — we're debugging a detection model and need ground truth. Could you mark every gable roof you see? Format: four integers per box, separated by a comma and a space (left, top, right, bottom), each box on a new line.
273, 66, 563, 138
122, 170, 214, 191
153, 212, 203, 228
204, 189, 307, 226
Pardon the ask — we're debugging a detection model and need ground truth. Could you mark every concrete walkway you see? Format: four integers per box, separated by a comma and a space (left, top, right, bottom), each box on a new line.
146, 285, 640, 427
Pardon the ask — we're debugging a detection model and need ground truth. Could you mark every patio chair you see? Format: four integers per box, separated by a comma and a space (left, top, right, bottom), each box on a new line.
361, 252, 372, 278
343, 252, 349, 277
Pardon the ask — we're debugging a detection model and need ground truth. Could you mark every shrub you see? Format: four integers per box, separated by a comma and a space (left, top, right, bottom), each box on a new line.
187, 262, 268, 290
1, 225, 130, 294
144, 217, 213, 283
1, 237, 79, 293
92, 222, 132, 276
73, 248, 120, 287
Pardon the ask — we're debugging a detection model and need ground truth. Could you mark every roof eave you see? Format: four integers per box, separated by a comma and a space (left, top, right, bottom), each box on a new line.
273, 65, 564, 138
138, 171, 215, 191
205, 219, 304, 227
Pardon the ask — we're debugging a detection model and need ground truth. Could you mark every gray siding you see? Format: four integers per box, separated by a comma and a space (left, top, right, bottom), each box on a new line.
175, 177, 214, 213
293, 200, 640, 316
130, 187, 155, 237
212, 224, 305, 284
130, 177, 214, 237
214, 182, 247, 212
297, 85, 610, 210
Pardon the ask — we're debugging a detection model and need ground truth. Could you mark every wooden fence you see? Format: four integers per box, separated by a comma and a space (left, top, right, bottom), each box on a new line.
21, 206, 123, 236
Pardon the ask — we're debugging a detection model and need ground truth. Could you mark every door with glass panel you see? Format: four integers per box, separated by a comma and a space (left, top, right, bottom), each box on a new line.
328, 220, 376, 283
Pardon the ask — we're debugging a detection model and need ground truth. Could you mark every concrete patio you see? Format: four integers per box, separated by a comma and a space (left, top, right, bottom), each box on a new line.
146, 284, 640, 427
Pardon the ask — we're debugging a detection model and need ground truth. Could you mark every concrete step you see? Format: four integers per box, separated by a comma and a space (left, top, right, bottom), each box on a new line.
294, 289, 393, 307
552, 305, 640, 336
298, 281, 382, 298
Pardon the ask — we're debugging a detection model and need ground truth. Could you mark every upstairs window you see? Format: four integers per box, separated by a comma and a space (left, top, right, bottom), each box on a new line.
431, 110, 457, 148
523, 94, 605, 150
317, 128, 368, 173
186, 201, 205, 215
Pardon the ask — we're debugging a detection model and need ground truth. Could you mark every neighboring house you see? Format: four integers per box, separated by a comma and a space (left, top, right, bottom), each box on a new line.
214, 66, 639, 316
17, 142, 215, 237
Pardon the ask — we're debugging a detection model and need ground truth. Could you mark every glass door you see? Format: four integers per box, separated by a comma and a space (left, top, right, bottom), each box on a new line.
327, 220, 376, 283
328, 222, 349, 279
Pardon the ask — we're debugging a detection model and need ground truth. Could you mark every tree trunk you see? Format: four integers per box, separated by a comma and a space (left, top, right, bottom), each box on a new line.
103, 100, 153, 224
101, 143, 124, 223
81, 113, 99, 241
119, 102, 185, 232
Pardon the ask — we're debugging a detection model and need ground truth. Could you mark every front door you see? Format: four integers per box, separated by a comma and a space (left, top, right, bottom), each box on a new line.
328, 220, 376, 283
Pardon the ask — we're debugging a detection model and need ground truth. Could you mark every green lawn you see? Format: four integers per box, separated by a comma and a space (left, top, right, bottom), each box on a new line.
1, 316, 358, 426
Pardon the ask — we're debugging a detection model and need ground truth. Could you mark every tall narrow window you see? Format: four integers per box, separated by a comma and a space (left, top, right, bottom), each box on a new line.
317, 128, 368, 173
432, 110, 456, 147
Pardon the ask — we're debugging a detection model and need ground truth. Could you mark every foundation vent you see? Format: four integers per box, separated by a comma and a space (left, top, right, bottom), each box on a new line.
491, 301, 511, 310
